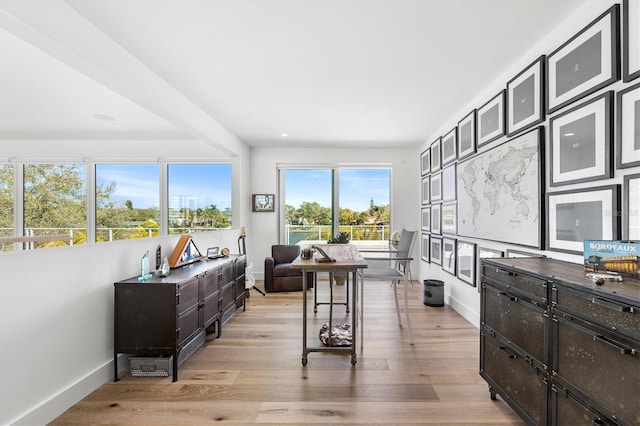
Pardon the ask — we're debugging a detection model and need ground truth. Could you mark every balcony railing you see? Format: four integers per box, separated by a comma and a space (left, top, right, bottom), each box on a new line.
285, 224, 391, 247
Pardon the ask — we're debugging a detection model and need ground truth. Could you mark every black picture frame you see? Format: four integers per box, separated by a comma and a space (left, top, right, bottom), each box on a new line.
457, 110, 477, 160
430, 236, 442, 265
623, 0, 639, 82
252, 194, 275, 212
441, 128, 457, 166
421, 206, 431, 232
549, 91, 613, 186
456, 240, 476, 287
616, 82, 640, 169
476, 247, 504, 292
457, 126, 544, 248
546, 184, 620, 254
421, 233, 430, 263
441, 163, 457, 202
546, 4, 620, 114
431, 203, 442, 235
431, 138, 442, 172
430, 172, 442, 202
441, 202, 457, 236
507, 55, 545, 137
421, 175, 430, 205
478, 90, 506, 147
442, 237, 457, 276
623, 173, 640, 240
420, 148, 431, 176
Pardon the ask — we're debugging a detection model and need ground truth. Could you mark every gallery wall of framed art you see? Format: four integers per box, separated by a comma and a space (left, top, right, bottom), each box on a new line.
417, 0, 639, 307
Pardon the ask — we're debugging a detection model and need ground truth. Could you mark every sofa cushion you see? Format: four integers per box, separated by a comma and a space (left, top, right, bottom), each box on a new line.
273, 263, 301, 277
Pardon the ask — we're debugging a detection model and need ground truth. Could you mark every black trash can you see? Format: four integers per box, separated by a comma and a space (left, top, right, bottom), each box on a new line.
423, 279, 444, 307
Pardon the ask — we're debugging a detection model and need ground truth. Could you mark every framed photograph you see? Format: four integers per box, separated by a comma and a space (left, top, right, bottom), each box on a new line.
457, 110, 477, 160
549, 91, 613, 186
507, 55, 545, 136
441, 202, 457, 235
430, 172, 442, 202
442, 237, 457, 276
430, 236, 442, 265
616, 82, 640, 168
547, 4, 620, 113
421, 206, 431, 232
506, 248, 544, 258
457, 127, 544, 248
431, 203, 442, 235
476, 247, 504, 291
546, 184, 620, 254
623, 0, 640, 82
431, 138, 442, 172
478, 90, 506, 147
623, 173, 640, 240
420, 148, 431, 175
421, 175, 430, 205
421, 233, 430, 262
441, 127, 458, 166
456, 240, 477, 287
252, 194, 275, 212
442, 164, 457, 202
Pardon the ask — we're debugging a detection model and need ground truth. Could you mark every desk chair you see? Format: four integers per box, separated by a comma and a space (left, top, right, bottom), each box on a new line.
359, 229, 416, 345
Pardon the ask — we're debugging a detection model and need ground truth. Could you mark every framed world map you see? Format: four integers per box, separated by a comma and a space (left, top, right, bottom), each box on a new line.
457, 126, 544, 248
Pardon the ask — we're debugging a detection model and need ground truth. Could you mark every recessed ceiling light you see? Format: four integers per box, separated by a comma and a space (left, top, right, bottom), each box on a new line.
281, 133, 288, 137
93, 113, 115, 121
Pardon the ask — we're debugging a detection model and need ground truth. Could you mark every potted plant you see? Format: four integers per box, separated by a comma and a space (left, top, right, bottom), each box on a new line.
327, 232, 350, 285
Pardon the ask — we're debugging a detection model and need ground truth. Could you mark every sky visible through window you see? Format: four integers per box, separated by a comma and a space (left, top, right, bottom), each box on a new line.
97, 164, 232, 209
286, 168, 390, 212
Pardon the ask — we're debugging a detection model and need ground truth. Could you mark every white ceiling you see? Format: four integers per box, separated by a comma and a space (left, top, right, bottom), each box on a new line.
0, 0, 586, 156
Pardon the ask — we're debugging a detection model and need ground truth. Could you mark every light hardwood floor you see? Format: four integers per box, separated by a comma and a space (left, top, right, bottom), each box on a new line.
52, 279, 523, 425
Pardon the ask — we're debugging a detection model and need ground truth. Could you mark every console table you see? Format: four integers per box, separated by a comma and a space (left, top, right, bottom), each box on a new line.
291, 244, 367, 366
113, 254, 245, 382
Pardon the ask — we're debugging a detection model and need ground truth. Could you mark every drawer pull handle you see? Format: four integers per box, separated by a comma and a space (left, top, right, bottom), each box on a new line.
592, 297, 634, 313
498, 291, 518, 303
498, 345, 517, 359
495, 269, 515, 276
593, 334, 633, 355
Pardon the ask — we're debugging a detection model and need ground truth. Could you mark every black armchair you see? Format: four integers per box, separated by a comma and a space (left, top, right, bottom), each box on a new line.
264, 245, 313, 292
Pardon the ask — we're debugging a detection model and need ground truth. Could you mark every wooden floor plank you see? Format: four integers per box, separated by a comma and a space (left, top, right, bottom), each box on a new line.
51, 280, 523, 425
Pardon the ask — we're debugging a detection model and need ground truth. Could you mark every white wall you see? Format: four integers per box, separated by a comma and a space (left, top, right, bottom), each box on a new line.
247, 147, 420, 277
416, 0, 639, 327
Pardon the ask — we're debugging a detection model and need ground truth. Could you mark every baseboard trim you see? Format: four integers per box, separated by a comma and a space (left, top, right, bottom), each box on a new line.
12, 355, 128, 425
445, 293, 480, 329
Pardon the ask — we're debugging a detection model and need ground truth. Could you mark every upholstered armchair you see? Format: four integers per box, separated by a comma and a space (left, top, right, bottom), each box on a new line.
264, 245, 314, 292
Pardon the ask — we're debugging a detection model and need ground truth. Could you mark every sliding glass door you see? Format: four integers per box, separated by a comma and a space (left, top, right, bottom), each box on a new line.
279, 166, 391, 247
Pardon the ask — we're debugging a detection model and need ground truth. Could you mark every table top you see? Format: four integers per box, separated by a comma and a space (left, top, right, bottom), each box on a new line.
291, 244, 368, 271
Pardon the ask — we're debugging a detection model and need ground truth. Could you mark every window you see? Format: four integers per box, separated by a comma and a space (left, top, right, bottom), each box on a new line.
23, 164, 86, 248
280, 166, 391, 246
168, 164, 232, 234
96, 164, 160, 242
0, 164, 14, 252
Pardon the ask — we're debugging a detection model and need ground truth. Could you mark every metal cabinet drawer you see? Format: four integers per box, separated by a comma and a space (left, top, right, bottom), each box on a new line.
553, 285, 640, 342
202, 291, 219, 328
554, 316, 640, 425
177, 277, 199, 314
483, 265, 547, 299
483, 284, 547, 363
177, 304, 199, 346
551, 380, 619, 426
481, 331, 548, 425
201, 269, 218, 298
220, 262, 235, 286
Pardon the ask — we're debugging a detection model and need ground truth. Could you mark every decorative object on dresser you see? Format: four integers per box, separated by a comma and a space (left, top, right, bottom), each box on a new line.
168, 234, 204, 268
480, 257, 639, 426
113, 254, 247, 382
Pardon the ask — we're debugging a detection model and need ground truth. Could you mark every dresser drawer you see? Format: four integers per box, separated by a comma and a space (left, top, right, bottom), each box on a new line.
483, 264, 547, 299
483, 284, 547, 363
177, 277, 199, 314
554, 315, 640, 425
551, 380, 619, 426
177, 304, 199, 346
553, 284, 640, 342
481, 331, 548, 425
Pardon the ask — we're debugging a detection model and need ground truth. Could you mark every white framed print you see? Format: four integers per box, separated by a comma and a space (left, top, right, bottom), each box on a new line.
623, 173, 640, 239
478, 90, 506, 147
457, 110, 476, 160
421, 233, 430, 262
616, 82, 640, 169
507, 55, 545, 136
441, 128, 457, 166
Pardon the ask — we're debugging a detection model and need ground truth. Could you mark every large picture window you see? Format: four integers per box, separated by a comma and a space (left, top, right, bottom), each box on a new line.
96, 164, 160, 242
0, 164, 14, 252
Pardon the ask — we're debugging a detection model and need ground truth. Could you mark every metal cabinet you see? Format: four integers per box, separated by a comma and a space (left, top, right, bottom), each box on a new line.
114, 255, 245, 382
481, 257, 640, 426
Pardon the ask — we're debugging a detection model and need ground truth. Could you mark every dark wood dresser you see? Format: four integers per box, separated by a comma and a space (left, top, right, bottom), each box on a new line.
113, 254, 246, 382
480, 257, 640, 425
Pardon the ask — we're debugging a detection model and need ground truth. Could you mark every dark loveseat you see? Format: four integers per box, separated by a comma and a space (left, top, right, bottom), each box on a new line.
264, 245, 314, 292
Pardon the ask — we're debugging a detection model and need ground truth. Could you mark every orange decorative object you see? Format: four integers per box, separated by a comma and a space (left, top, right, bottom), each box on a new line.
168, 235, 204, 269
